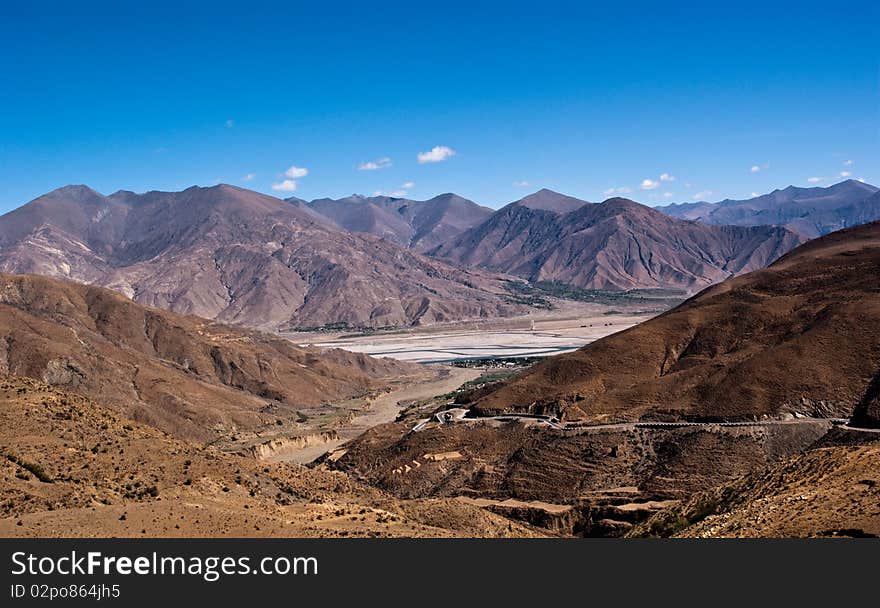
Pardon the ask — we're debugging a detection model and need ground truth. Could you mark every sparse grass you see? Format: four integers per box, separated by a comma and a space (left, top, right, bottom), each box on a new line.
6, 454, 53, 483
503, 279, 686, 308
639, 494, 728, 537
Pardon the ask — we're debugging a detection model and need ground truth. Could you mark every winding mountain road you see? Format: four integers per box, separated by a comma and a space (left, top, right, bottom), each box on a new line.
412, 408, 853, 433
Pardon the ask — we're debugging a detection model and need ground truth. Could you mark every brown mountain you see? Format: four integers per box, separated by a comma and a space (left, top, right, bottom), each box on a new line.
0, 272, 421, 442
430, 189, 803, 292
302, 192, 493, 251
0, 185, 526, 330
467, 220, 880, 424
659, 179, 880, 238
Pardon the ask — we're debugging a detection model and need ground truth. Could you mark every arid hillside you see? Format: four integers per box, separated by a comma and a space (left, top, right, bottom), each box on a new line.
466, 221, 880, 424
0, 273, 422, 442
430, 190, 802, 292
0, 377, 543, 538
630, 430, 880, 538
0, 185, 526, 329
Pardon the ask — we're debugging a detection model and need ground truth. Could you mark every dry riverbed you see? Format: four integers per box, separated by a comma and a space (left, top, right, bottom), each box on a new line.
295, 306, 657, 363
220, 365, 480, 465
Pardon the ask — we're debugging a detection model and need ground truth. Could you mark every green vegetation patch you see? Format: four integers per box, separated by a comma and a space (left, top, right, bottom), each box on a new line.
6, 454, 53, 483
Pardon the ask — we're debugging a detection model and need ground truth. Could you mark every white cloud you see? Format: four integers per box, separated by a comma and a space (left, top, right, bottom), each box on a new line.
417, 145, 456, 164
603, 186, 632, 196
374, 181, 415, 197
640, 178, 660, 190
271, 179, 298, 192
513, 180, 530, 187
844, 159, 854, 166
662, 192, 674, 199
225, 119, 234, 128
242, 173, 256, 182
807, 176, 824, 183
840, 171, 852, 178
857, 178, 866, 183
750, 165, 762, 173
659, 173, 675, 182
358, 157, 392, 171
692, 190, 712, 200
284, 165, 309, 179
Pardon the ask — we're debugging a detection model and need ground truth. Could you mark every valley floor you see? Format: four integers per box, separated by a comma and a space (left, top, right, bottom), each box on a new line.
293, 305, 657, 363
265, 366, 481, 464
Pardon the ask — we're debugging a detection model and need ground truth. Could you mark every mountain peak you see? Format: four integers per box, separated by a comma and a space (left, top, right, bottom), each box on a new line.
513, 189, 589, 213
829, 178, 878, 193
45, 184, 103, 199
600, 196, 643, 209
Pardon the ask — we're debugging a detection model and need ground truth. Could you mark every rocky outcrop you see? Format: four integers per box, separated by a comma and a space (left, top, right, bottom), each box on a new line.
241, 432, 340, 460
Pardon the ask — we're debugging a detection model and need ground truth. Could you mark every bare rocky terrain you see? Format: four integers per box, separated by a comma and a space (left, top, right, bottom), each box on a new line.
430, 189, 803, 291
0, 377, 544, 538
0, 184, 526, 330
333, 416, 830, 496
630, 429, 880, 538
0, 272, 424, 442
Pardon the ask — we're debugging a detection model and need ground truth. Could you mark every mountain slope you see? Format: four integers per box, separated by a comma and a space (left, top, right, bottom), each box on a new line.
0, 273, 421, 441
630, 434, 880, 538
303, 192, 493, 251
0, 376, 543, 538
430, 190, 802, 291
0, 185, 525, 329
659, 180, 880, 238
466, 221, 880, 423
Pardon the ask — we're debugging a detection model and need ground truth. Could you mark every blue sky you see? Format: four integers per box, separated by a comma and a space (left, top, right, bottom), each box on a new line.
1, 1, 878, 212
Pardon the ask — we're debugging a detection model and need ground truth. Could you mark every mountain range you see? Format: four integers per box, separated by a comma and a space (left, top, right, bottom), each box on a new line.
429, 189, 803, 291
1, 180, 878, 331
0, 185, 524, 330
295, 192, 493, 251
658, 179, 879, 238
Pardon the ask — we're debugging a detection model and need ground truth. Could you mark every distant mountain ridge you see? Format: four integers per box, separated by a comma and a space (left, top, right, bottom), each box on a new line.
0, 184, 526, 330
429, 189, 803, 292
658, 179, 880, 238
297, 192, 493, 251
5, 181, 876, 329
